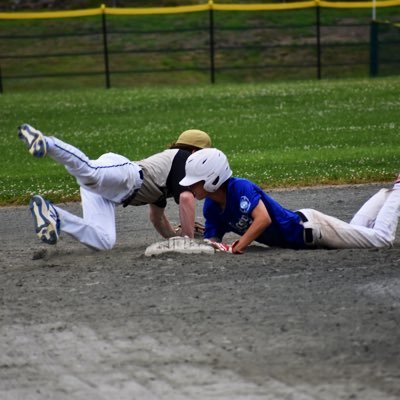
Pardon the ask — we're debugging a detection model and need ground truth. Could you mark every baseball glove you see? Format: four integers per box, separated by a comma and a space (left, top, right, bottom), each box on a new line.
174, 221, 205, 239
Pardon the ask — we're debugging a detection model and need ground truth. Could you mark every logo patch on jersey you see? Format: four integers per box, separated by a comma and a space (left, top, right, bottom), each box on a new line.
239, 196, 251, 213
231, 215, 252, 234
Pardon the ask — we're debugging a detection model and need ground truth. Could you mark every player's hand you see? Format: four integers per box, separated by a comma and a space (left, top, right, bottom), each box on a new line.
207, 240, 243, 254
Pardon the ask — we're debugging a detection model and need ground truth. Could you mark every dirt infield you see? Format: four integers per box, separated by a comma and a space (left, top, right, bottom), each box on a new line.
1, 184, 400, 400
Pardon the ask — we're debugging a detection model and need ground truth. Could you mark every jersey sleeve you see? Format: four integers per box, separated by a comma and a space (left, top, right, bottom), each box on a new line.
235, 179, 262, 217
152, 197, 167, 208
203, 199, 226, 240
166, 149, 191, 204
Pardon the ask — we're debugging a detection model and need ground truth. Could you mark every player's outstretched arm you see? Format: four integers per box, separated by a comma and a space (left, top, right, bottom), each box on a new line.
178, 191, 196, 238
234, 200, 271, 253
149, 204, 176, 238
206, 200, 271, 254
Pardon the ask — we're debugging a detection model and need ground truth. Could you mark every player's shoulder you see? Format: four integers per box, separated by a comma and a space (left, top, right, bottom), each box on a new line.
227, 177, 264, 207
172, 148, 191, 163
139, 148, 177, 164
158, 148, 180, 157
175, 148, 191, 156
228, 176, 257, 192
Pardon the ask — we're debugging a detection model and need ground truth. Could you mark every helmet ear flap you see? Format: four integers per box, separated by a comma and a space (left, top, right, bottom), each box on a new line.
203, 176, 219, 192
212, 176, 220, 187
203, 164, 232, 192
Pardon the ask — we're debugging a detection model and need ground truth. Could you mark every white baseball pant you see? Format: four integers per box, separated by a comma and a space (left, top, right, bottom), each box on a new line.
298, 188, 400, 249
46, 137, 143, 250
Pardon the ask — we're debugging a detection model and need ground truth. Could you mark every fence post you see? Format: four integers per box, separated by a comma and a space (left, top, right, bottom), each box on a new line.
0, 65, 3, 94
101, 4, 111, 89
208, 0, 215, 84
370, 20, 379, 77
315, 2, 321, 80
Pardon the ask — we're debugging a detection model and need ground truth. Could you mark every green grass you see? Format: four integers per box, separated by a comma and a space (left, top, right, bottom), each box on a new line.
1, 76, 400, 205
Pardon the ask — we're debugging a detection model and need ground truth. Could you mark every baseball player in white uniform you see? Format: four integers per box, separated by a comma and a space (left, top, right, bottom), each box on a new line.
18, 124, 211, 250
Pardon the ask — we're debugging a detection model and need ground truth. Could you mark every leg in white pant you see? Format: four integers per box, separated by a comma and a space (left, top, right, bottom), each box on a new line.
54, 188, 116, 251
350, 188, 391, 228
42, 136, 142, 250
299, 188, 400, 249
46, 136, 141, 203
372, 189, 400, 244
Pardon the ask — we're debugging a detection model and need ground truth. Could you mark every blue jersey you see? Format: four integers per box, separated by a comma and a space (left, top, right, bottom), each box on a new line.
203, 177, 306, 249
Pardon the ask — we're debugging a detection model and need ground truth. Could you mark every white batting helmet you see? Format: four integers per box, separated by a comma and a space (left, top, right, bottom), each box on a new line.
180, 148, 232, 192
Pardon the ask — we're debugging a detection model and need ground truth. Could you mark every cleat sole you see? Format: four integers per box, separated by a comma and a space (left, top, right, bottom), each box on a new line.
29, 196, 58, 245
18, 124, 47, 158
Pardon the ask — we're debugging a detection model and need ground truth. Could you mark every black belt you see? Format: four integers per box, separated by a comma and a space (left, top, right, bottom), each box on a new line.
295, 211, 314, 245
122, 169, 144, 208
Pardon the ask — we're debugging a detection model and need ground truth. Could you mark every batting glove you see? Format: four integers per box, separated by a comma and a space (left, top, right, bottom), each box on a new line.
208, 240, 243, 254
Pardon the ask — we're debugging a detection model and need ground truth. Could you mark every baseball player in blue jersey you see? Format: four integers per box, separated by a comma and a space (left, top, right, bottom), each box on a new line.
18, 124, 210, 250
180, 148, 400, 254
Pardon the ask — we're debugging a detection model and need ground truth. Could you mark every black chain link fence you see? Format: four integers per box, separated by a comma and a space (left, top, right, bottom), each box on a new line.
0, 5, 399, 92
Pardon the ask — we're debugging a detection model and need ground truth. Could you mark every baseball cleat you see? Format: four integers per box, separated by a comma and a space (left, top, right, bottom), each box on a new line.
18, 123, 47, 158
395, 174, 400, 184
29, 195, 60, 245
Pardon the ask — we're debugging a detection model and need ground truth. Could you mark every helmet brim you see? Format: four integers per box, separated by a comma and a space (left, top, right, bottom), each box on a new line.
179, 176, 201, 187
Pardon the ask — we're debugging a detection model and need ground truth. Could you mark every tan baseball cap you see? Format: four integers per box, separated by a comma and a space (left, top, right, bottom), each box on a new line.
175, 129, 211, 149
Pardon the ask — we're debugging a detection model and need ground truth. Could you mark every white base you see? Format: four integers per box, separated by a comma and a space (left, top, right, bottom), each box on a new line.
145, 236, 215, 256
